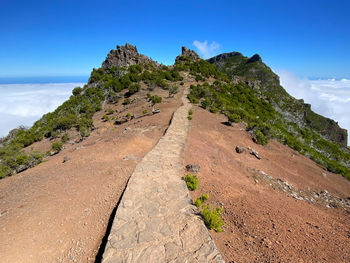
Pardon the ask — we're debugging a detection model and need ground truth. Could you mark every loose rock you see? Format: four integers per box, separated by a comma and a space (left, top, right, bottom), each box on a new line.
186, 164, 200, 174
235, 146, 245, 153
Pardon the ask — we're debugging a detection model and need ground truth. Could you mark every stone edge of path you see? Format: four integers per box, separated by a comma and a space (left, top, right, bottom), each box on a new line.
101, 86, 225, 263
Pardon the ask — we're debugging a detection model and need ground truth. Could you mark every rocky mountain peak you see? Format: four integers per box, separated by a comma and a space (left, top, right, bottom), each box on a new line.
102, 43, 159, 70
175, 46, 200, 62
247, 54, 262, 63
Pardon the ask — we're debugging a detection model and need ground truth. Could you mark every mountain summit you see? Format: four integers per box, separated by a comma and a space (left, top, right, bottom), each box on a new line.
102, 43, 160, 70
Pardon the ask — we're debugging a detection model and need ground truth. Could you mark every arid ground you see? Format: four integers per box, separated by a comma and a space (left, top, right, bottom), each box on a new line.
0, 87, 183, 263
184, 106, 350, 263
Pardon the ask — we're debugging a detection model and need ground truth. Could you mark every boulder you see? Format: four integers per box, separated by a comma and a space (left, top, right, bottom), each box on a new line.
235, 146, 245, 153
63, 156, 71, 163
186, 164, 200, 174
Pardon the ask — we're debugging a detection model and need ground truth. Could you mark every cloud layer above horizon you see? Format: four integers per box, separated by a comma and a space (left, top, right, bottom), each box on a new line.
193, 40, 221, 59
0, 83, 84, 137
277, 71, 350, 145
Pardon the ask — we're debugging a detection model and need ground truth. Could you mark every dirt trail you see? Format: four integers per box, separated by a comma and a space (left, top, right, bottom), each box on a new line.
184, 107, 350, 263
0, 90, 183, 263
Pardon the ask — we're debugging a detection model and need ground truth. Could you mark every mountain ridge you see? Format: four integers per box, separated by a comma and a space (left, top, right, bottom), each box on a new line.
0, 43, 349, 180
207, 51, 348, 146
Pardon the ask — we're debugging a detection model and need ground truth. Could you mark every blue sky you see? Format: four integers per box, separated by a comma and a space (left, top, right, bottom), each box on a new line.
0, 0, 349, 79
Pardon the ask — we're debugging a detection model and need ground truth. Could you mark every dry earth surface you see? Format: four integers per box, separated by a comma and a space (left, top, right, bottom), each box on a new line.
0, 87, 184, 263
184, 106, 350, 263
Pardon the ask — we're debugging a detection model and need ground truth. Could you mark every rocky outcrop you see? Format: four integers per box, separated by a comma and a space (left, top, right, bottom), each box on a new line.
247, 54, 262, 63
207, 52, 243, 64
175, 46, 200, 63
102, 43, 159, 70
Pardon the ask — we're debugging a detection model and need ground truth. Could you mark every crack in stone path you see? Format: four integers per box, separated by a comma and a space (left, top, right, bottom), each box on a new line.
102, 87, 224, 263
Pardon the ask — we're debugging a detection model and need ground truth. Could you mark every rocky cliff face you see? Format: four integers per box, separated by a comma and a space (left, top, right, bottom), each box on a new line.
102, 43, 159, 70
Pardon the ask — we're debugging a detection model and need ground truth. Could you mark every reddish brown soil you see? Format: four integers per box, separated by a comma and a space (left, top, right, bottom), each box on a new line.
184, 106, 350, 263
0, 87, 183, 263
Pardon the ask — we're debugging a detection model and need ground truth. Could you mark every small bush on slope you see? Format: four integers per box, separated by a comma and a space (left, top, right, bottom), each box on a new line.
201, 205, 225, 232
195, 193, 209, 207
184, 174, 198, 191
51, 142, 63, 152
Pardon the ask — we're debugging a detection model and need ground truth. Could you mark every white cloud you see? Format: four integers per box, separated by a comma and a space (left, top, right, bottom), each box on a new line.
277, 70, 350, 146
193, 40, 221, 59
0, 83, 85, 137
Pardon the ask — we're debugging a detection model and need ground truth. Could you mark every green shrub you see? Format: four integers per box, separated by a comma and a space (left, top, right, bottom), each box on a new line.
195, 193, 209, 207
102, 115, 110, 122
16, 153, 29, 166
150, 95, 162, 105
51, 142, 63, 152
79, 126, 90, 137
227, 113, 241, 123
123, 98, 131, 105
105, 109, 114, 115
201, 205, 225, 232
188, 109, 193, 116
126, 83, 140, 97
188, 115, 192, 120
184, 174, 198, 191
29, 151, 44, 164
0, 164, 12, 178
61, 133, 70, 143
142, 110, 148, 114
72, 87, 83, 96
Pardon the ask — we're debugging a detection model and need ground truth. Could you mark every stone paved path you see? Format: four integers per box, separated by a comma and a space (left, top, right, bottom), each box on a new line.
102, 87, 224, 263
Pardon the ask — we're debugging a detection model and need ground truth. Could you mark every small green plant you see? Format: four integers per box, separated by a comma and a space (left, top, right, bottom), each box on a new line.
126, 113, 131, 118
142, 109, 148, 114
201, 204, 225, 232
150, 95, 162, 105
184, 174, 198, 191
61, 133, 70, 143
123, 98, 131, 105
195, 193, 209, 207
51, 141, 63, 152
102, 115, 110, 122
188, 109, 193, 115
188, 115, 192, 120
105, 109, 114, 115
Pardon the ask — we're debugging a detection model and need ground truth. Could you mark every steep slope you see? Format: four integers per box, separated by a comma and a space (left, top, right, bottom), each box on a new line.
208, 52, 348, 146
0, 44, 183, 179
198, 52, 350, 179
184, 107, 350, 262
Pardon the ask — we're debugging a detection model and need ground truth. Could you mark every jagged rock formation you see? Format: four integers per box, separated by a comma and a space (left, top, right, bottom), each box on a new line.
175, 46, 200, 63
102, 43, 160, 70
208, 52, 348, 146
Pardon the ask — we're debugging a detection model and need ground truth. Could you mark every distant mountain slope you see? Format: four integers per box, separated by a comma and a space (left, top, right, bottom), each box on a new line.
208, 52, 348, 146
